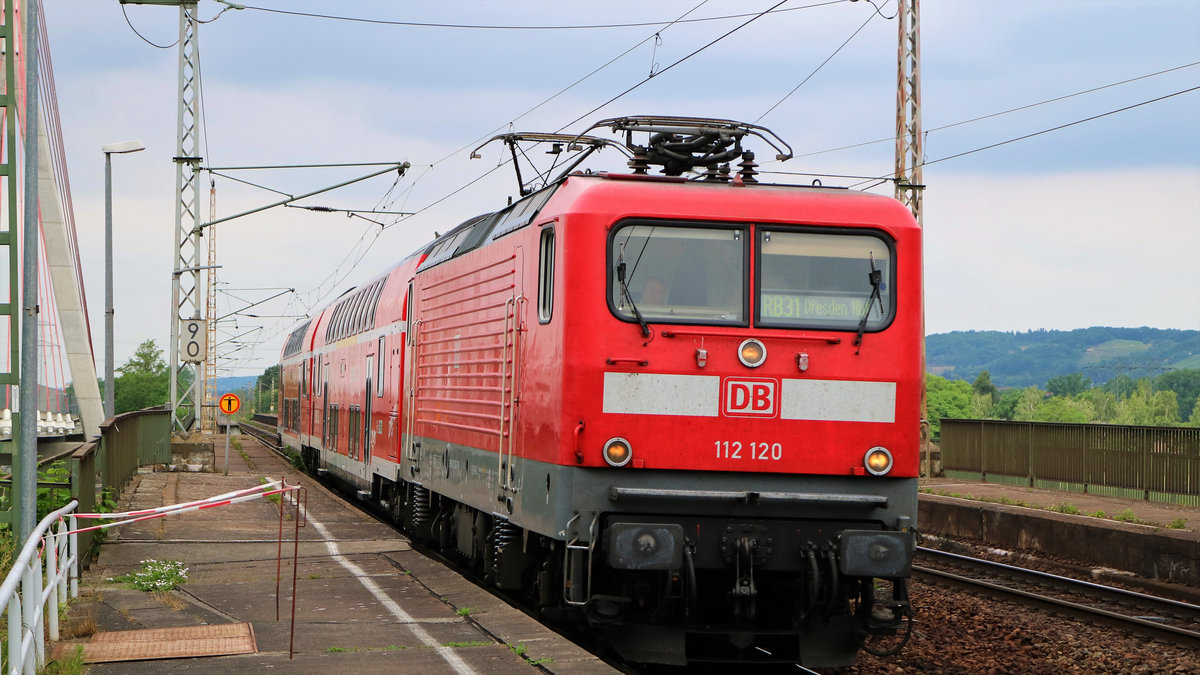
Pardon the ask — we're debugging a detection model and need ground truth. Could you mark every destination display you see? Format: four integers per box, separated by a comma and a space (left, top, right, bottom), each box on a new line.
760, 293, 874, 321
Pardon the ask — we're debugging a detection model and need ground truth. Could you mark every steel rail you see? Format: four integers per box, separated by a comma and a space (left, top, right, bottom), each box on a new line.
914, 548, 1200, 648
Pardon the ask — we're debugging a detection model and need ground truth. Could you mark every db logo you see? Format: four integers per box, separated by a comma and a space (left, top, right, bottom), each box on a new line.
722, 377, 779, 417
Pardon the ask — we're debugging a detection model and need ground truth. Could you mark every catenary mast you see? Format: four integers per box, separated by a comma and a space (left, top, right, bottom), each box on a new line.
894, 0, 929, 474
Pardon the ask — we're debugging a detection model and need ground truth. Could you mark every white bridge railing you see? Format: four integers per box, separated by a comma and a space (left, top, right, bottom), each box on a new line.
1, 501, 79, 675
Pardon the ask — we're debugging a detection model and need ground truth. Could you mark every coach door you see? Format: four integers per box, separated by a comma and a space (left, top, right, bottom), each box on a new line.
403, 282, 418, 468
364, 355, 374, 464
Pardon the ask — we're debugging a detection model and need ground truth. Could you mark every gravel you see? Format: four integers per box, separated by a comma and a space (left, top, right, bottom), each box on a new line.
839, 577, 1199, 674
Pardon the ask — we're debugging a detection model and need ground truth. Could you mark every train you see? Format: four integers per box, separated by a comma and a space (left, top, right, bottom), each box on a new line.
278, 117, 921, 667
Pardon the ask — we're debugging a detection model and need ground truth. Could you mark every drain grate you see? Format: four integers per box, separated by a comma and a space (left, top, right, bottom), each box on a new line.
68, 622, 257, 663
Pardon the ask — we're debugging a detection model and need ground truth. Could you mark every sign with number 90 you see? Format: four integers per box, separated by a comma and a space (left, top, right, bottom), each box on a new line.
181, 319, 206, 363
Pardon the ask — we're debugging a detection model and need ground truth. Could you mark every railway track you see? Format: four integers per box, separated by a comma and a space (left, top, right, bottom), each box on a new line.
913, 546, 1200, 648
234, 418, 287, 457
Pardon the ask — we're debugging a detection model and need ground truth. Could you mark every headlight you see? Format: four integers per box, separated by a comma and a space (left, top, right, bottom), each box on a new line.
738, 338, 766, 368
606, 523, 684, 570
604, 437, 632, 467
864, 446, 892, 476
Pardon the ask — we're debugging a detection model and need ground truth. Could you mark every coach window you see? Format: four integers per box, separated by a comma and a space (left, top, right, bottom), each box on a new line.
609, 222, 747, 326
538, 227, 555, 323
756, 229, 894, 331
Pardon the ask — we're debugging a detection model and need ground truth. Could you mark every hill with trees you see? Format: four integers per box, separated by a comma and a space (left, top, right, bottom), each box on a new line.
927, 327, 1200, 388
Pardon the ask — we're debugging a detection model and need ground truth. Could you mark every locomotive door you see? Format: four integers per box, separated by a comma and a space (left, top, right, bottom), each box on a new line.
499, 247, 524, 495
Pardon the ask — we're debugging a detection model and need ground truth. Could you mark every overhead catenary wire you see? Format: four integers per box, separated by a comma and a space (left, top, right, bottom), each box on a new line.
842, 84, 1200, 190
237, 0, 848, 31
555, 0, 792, 132
756, 5, 880, 122
787, 60, 1200, 160
247, 0, 844, 340
120, 2, 177, 49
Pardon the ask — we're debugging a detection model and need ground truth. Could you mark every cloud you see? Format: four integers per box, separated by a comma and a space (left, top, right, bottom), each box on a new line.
924, 166, 1200, 334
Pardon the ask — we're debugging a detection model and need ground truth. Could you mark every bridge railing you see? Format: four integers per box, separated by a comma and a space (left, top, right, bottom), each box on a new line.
97, 406, 172, 497
941, 418, 1200, 506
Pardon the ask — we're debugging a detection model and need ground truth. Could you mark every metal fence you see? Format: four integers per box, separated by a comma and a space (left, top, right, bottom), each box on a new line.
941, 419, 1200, 506
98, 406, 172, 496
61, 407, 171, 563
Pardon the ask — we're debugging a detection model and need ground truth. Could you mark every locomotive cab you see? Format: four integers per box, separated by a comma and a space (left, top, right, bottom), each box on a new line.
552, 186, 921, 665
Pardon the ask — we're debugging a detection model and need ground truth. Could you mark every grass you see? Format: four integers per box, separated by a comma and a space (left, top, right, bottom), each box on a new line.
920, 488, 1183, 529
260, 477, 282, 505
41, 645, 87, 675
456, 607, 473, 617
1112, 508, 1148, 525
1052, 501, 1080, 515
442, 640, 491, 647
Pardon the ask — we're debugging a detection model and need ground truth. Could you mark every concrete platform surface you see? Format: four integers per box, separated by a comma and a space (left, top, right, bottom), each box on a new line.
55, 431, 614, 674
920, 476, 1200, 535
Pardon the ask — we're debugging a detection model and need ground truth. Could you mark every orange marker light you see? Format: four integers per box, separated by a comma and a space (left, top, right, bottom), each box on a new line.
604, 438, 632, 467
864, 447, 892, 476
737, 339, 766, 368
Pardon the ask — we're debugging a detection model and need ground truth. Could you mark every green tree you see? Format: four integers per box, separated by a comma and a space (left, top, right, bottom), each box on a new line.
926, 374, 973, 437
1115, 381, 1179, 426
1081, 388, 1120, 422
992, 388, 1022, 420
255, 364, 281, 414
969, 392, 993, 418
1103, 374, 1139, 399
972, 370, 998, 399
1046, 372, 1091, 397
1033, 396, 1095, 424
113, 339, 169, 414
1187, 398, 1200, 428
1012, 386, 1045, 422
1153, 369, 1200, 424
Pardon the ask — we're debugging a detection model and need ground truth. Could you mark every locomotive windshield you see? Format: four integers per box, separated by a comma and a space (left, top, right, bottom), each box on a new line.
610, 223, 747, 325
757, 229, 893, 331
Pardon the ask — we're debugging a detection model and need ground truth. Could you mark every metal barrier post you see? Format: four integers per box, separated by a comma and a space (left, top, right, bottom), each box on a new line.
47, 530, 59, 642
70, 515, 79, 598
7, 593, 21, 673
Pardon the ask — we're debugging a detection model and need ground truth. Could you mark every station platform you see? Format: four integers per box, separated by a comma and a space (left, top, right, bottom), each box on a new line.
918, 476, 1200, 593
54, 433, 615, 674
919, 476, 1200, 534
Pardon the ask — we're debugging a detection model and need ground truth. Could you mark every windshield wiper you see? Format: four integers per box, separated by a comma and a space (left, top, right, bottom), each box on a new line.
853, 253, 885, 354
616, 260, 651, 339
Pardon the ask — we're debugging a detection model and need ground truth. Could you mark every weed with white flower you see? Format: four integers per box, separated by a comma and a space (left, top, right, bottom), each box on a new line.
113, 559, 189, 592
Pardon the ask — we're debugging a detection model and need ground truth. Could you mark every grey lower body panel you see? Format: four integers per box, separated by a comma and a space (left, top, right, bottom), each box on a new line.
403, 433, 916, 544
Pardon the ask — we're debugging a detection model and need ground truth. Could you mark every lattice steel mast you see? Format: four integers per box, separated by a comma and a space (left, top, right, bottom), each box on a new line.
895, 0, 929, 474
895, 0, 922, 221
166, 1, 203, 433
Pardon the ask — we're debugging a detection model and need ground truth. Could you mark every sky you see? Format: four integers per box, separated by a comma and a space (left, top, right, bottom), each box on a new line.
34, 0, 1200, 379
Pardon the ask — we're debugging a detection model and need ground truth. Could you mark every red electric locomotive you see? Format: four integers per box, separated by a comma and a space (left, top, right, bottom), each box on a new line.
279, 117, 921, 667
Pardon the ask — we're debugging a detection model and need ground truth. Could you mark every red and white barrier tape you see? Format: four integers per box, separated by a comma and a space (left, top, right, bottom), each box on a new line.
74, 480, 285, 519
62, 480, 300, 537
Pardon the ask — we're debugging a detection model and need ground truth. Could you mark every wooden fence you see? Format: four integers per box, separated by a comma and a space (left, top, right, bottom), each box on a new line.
941, 419, 1200, 506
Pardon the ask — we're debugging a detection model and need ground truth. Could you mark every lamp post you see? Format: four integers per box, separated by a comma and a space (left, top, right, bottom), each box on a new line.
102, 140, 145, 418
